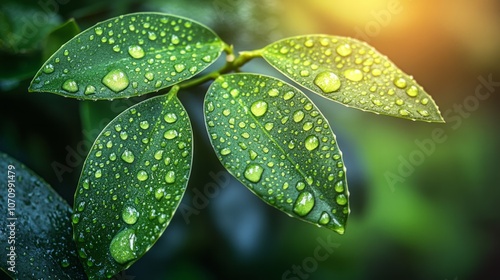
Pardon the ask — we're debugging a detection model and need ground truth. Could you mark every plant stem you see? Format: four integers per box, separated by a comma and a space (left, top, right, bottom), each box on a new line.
177, 46, 263, 90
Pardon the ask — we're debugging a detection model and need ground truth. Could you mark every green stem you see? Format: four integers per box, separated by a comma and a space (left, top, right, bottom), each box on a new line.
177, 47, 263, 89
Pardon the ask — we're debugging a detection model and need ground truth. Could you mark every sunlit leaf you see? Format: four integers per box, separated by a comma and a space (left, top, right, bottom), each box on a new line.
0, 152, 85, 279
262, 35, 444, 122
72, 89, 193, 278
204, 73, 349, 234
29, 12, 225, 100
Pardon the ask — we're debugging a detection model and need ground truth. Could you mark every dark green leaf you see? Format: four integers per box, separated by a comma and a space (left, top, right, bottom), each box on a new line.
204, 73, 349, 234
72, 88, 193, 278
262, 35, 444, 122
0, 152, 86, 279
29, 12, 225, 100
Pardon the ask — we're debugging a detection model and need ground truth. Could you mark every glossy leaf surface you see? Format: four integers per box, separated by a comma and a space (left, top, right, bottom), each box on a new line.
204, 73, 349, 234
30, 13, 225, 100
0, 152, 85, 279
72, 90, 193, 278
262, 35, 444, 122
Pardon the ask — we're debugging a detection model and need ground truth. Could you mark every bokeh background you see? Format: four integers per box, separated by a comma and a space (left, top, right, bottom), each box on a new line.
1, 0, 499, 279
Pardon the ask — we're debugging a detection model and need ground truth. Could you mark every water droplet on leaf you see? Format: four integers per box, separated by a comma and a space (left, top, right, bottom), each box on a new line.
109, 228, 137, 264
244, 164, 264, 183
122, 206, 139, 225
128, 45, 145, 59
102, 69, 129, 92
293, 191, 315, 216
305, 135, 319, 151
314, 72, 341, 93
121, 150, 135, 163
344, 69, 364, 82
250, 100, 268, 117
336, 43, 352, 56
62, 79, 78, 93
137, 170, 148, 181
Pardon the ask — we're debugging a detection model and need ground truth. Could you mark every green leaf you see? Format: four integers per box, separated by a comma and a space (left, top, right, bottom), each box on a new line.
262, 35, 444, 122
72, 88, 193, 278
0, 152, 86, 279
29, 12, 225, 100
204, 73, 349, 234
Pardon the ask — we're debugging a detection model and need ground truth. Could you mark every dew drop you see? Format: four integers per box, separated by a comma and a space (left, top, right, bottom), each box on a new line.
164, 112, 178, 123
300, 70, 310, 77
304, 39, 314, 47
60, 259, 70, 268
336, 43, 352, 56
171, 34, 180, 44
344, 69, 364, 82
165, 171, 176, 183
303, 122, 313, 131
334, 181, 344, 193
220, 148, 231, 156
148, 31, 157, 41
318, 211, 331, 225
296, 182, 306, 191
279, 46, 289, 54
244, 164, 264, 183
120, 131, 128, 140
121, 150, 135, 163
109, 228, 137, 264
43, 64, 55, 74
314, 72, 341, 93
174, 64, 186, 73
268, 88, 279, 97
144, 72, 154, 81
283, 91, 295, 100
336, 194, 347, 206
72, 213, 80, 224
137, 170, 148, 181
154, 188, 165, 200
293, 191, 315, 216
305, 135, 319, 151
293, 110, 305, 123
398, 109, 410, 116
264, 122, 274, 131
154, 150, 164, 160
202, 55, 212, 63
406, 85, 419, 97
139, 121, 149, 129
393, 77, 407, 89
250, 100, 268, 117
94, 169, 102, 178
102, 69, 129, 92
122, 206, 139, 225
418, 110, 430, 117
84, 85, 96, 95
94, 27, 103, 36
62, 79, 78, 93
128, 45, 145, 59
163, 129, 178, 140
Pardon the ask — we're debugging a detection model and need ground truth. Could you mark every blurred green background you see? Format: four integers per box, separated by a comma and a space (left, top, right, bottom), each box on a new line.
1, 0, 499, 279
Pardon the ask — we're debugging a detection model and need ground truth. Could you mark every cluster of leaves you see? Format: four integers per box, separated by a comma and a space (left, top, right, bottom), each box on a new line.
2, 12, 443, 279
